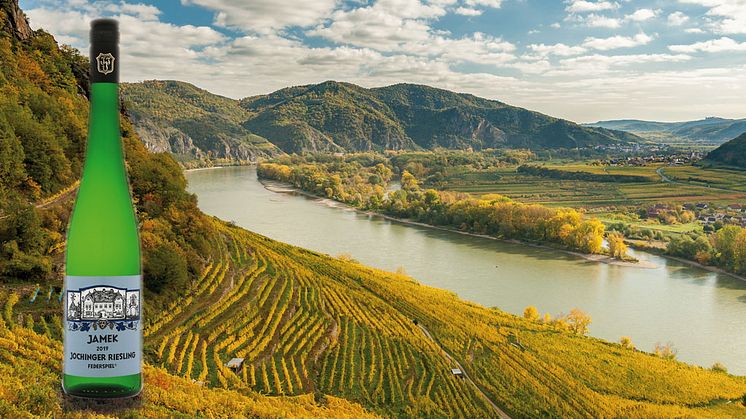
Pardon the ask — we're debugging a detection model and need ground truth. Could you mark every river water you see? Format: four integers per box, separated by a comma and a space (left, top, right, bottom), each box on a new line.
186, 166, 746, 374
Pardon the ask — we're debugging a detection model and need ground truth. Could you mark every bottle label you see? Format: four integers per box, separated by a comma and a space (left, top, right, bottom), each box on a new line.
64, 275, 142, 377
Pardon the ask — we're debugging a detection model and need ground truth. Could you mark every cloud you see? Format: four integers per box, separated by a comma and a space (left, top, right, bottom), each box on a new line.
307, 0, 449, 51
565, 1, 618, 13
21, 0, 746, 123
625, 8, 658, 22
557, 53, 692, 73
454, 7, 483, 16
669, 37, 746, 53
667, 11, 689, 26
307, 0, 515, 65
26, 2, 224, 53
582, 33, 654, 50
464, 0, 502, 7
679, 0, 746, 34
582, 14, 622, 28
180, 0, 338, 34
528, 43, 587, 57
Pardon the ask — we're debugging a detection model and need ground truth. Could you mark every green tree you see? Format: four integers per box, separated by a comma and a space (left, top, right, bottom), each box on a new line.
714, 225, 742, 271
144, 241, 189, 295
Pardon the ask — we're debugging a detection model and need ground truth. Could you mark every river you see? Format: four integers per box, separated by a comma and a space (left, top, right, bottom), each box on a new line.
186, 166, 746, 374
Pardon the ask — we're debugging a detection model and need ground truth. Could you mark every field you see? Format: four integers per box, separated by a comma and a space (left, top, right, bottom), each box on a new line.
439, 163, 746, 208
8, 217, 745, 417
662, 166, 746, 192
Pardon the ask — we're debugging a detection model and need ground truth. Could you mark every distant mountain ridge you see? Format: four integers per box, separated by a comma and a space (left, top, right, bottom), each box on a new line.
586, 117, 746, 145
706, 133, 746, 168
123, 80, 640, 158
121, 81, 281, 165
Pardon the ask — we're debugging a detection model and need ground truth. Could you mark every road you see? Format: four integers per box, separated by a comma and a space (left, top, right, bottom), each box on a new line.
0, 182, 78, 220
417, 323, 512, 419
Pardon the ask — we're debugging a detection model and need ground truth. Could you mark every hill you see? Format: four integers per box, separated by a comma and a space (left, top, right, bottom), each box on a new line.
121, 80, 281, 166
2, 1, 746, 417
124, 79, 640, 156
706, 133, 746, 168
587, 117, 746, 145
241, 81, 639, 153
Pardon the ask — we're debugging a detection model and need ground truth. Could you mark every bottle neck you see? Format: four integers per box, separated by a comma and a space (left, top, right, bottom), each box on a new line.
84, 82, 123, 175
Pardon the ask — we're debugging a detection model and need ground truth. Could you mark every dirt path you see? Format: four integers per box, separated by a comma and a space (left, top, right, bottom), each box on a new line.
1, 182, 79, 220
35, 183, 79, 209
417, 323, 512, 419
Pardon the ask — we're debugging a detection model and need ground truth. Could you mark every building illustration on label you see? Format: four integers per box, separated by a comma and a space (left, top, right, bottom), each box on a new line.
96, 52, 115, 75
67, 285, 139, 331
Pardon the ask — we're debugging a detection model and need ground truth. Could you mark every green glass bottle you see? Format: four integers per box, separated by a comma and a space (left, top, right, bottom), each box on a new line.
63, 18, 142, 398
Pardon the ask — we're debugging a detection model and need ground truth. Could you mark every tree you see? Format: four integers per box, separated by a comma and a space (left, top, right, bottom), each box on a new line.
144, 241, 189, 294
619, 336, 634, 350
711, 362, 728, 374
523, 306, 540, 321
654, 342, 677, 360
607, 232, 628, 260
714, 225, 742, 270
570, 220, 605, 254
734, 229, 746, 275
565, 308, 592, 335
401, 170, 419, 191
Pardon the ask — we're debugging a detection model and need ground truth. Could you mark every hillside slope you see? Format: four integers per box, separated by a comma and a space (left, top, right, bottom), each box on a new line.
124, 79, 640, 156
587, 117, 746, 145
0, 302, 377, 418
121, 80, 281, 166
706, 133, 746, 168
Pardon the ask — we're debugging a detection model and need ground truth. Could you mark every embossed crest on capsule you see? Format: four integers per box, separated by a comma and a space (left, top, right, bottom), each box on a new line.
96, 52, 115, 75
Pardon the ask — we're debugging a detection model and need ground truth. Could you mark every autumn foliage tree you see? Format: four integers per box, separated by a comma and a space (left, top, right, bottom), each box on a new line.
607, 232, 628, 260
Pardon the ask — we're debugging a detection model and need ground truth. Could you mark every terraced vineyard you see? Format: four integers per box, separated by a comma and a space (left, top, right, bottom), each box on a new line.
138, 217, 746, 418
0, 292, 378, 418
144, 219, 490, 417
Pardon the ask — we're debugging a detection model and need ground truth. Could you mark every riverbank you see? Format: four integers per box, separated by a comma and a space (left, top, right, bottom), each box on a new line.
184, 165, 226, 172
625, 240, 746, 283
261, 181, 658, 270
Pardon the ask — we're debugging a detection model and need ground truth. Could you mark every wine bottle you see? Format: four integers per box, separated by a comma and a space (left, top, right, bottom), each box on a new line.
63, 18, 142, 398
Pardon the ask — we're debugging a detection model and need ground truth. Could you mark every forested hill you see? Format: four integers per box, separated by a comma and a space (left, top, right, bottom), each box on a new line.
706, 133, 746, 168
3, 1, 746, 417
124, 79, 640, 156
121, 80, 281, 167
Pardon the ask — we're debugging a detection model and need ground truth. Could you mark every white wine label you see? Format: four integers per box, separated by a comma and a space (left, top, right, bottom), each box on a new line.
64, 275, 142, 377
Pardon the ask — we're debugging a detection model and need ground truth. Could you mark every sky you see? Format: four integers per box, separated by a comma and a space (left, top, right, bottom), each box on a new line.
18, 0, 746, 123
